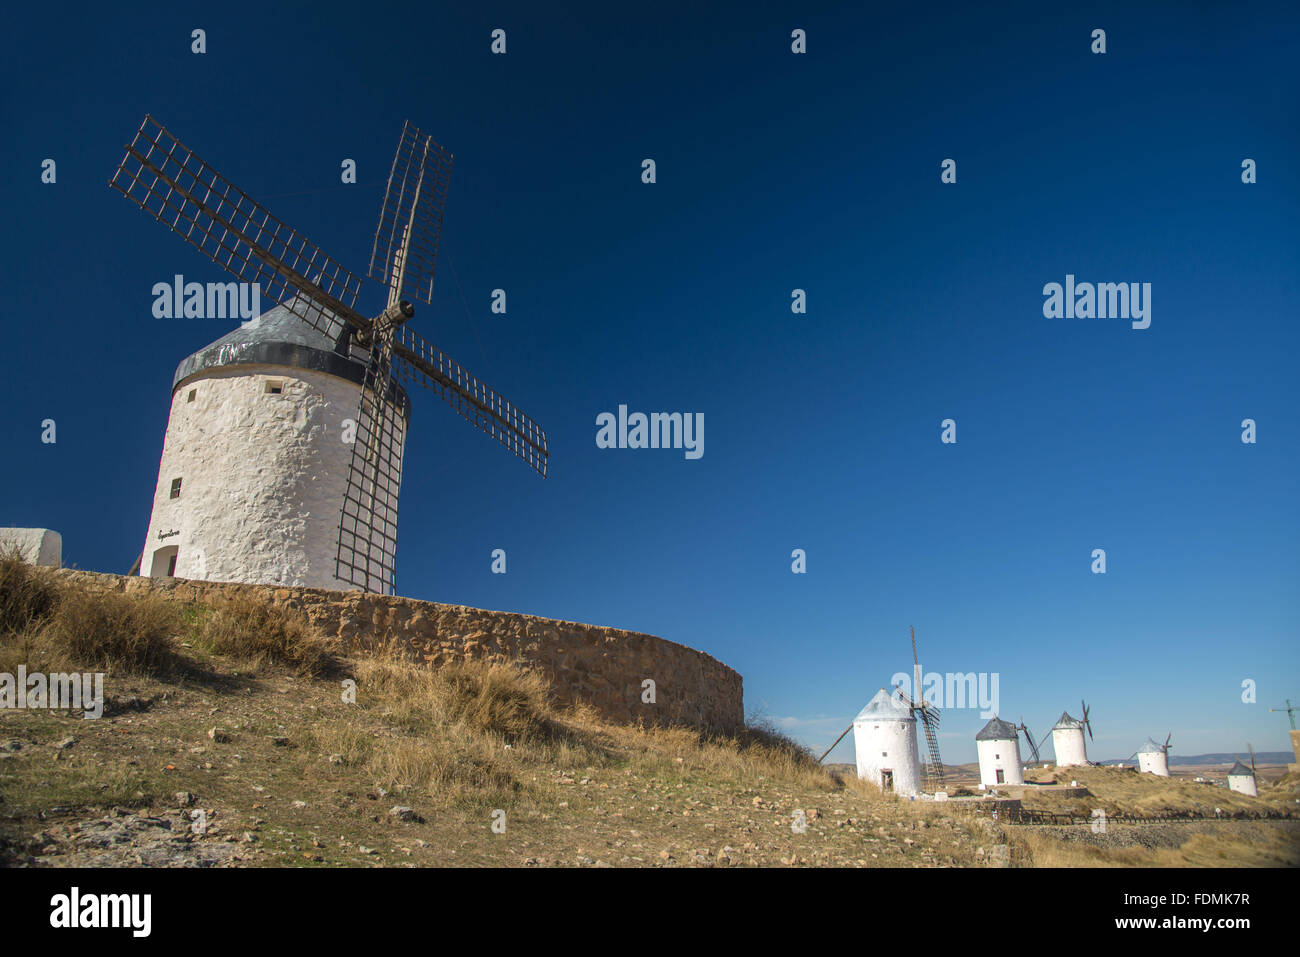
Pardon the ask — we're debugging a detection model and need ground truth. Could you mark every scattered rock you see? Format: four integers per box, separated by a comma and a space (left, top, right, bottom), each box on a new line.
55, 737, 77, 751
388, 806, 421, 823
175, 792, 196, 807
208, 728, 231, 743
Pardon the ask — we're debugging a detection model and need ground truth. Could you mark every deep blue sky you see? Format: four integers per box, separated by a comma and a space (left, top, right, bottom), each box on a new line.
2, 2, 1297, 763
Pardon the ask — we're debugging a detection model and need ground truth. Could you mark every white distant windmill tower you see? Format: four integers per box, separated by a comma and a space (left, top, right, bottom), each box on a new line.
975, 716, 1024, 787
1133, 734, 1172, 776
1227, 745, 1258, 797
852, 688, 921, 798
1050, 701, 1093, 767
112, 117, 547, 594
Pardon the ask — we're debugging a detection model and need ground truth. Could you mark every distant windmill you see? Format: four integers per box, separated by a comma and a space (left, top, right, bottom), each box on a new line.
111, 117, 547, 594
975, 716, 1024, 787
1050, 700, 1093, 767
1227, 744, 1259, 797
1132, 734, 1172, 776
897, 626, 945, 792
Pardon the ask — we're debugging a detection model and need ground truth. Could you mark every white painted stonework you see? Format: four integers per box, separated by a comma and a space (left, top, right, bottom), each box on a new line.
853, 689, 920, 798
1137, 749, 1170, 776
1227, 772, 1257, 797
0, 528, 62, 566
139, 364, 403, 590
977, 737, 1024, 787
1052, 727, 1088, 767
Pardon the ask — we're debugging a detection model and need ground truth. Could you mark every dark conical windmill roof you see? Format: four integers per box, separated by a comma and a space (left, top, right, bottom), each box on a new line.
1053, 712, 1085, 731
173, 304, 359, 388
170, 304, 410, 416
976, 717, 1019, 741
1228, 760, 1254, 777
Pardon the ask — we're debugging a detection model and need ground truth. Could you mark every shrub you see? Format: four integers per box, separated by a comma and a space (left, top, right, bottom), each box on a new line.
0, 550, 60, 638
38, 588, 181, 675
196, 593, 334, 676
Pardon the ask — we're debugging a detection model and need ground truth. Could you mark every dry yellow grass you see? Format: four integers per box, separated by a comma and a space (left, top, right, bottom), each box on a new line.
1022, 764, 1295, 817
193, 594, 335, 677
0, 553, 181, 676
1014, 824, 1300, 868
0, 551, 59, 638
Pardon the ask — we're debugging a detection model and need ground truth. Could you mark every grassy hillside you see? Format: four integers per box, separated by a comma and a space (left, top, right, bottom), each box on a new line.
1, 555, 1295, 868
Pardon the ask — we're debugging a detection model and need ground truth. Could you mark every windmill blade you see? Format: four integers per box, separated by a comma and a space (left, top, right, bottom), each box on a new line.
392, 325, 548, 477
917, 703, 946, 792
1164, 733, 1172, 752
109, 115, 369, 340
370, 121, 454, 306
1248, 743, 1256, 775
1082, 700, 1093, 740
1018, 720, 1041, 763
336, 351, 408, 594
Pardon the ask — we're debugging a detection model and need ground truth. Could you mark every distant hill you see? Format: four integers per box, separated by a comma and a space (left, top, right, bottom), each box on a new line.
1098, 752, 1293, 767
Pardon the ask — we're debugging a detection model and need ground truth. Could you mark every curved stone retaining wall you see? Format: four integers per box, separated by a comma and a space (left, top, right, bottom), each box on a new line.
56, 570, 744, 733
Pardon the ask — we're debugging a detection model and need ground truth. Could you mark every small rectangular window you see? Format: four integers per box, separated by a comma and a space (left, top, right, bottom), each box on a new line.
187, 389, 196, 403
170, 478, 182, 499
265, 380, 283, 395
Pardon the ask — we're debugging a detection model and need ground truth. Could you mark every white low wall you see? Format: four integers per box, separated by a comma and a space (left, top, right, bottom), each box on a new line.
0, 528, 62, 566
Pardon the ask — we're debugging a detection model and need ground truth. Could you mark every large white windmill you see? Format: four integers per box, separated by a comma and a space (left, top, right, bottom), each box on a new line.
113, 117, 547, 594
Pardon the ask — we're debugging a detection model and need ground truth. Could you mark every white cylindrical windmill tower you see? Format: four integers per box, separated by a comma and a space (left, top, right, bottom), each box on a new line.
1051, 712, 1089, 767
1136, 737, 1170, 776
138, 306, 408, 591
1226, 760, 1258, 797
853, 688, 920, 797
975, 716, 1024, 787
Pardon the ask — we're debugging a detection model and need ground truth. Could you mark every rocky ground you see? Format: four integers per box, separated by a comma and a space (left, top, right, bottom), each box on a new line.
2, 666, 1295, 869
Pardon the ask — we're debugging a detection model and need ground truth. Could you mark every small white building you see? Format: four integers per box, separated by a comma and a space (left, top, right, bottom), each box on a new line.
1227, 760, 1258, 797
853, 688, 920, 798
976, 716, 1024, 787
1136, 738, 1170, 776
0, 528, 61, 567
1051, 712, 1088, 767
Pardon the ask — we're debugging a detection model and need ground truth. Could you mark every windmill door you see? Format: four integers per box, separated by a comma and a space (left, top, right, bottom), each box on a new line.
881, 769, 894, 791
996, 769, 1005, 784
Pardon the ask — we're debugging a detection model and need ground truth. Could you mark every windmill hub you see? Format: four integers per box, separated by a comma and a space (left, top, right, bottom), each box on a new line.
361, 299, 416, 345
